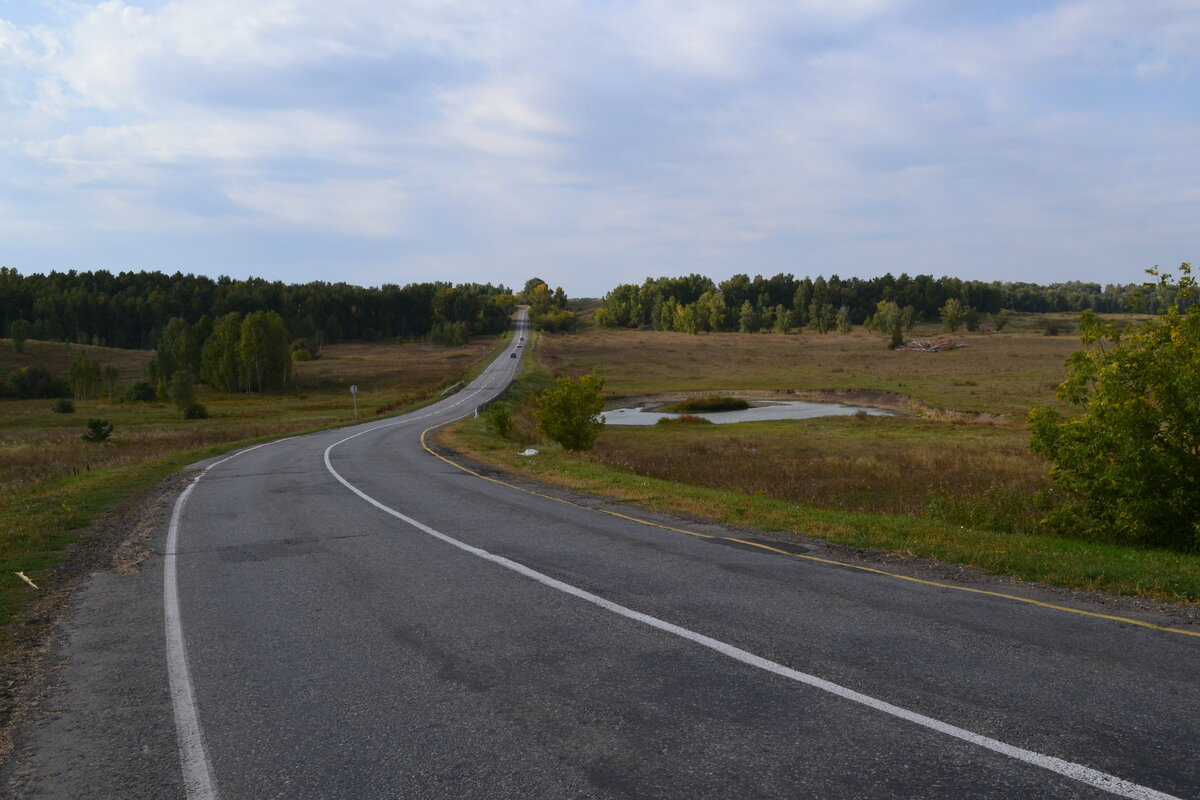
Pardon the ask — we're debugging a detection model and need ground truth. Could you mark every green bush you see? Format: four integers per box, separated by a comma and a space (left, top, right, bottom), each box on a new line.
82, 418, 113, 443
52, 398, 75, 414
122, 380, 156, 403
662, 396, 749, 413
183, 402, 208, 420
1029, 264, 1199, 550
534, 373, 605, 451
485, 403, 514, 439
6, 366, 69, 399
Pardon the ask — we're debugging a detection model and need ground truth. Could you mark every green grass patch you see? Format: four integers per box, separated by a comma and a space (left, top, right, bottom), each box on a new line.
660, 396, 750, 413
655, 414, 712, 426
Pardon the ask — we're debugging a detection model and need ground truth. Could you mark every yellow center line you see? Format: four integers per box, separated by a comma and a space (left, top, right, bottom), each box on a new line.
420, 424, 1200, 640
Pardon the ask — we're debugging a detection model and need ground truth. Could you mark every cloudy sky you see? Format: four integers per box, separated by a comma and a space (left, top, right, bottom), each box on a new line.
2, 1, 1197, 296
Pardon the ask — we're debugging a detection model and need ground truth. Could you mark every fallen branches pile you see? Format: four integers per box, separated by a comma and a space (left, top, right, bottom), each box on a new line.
899, 338, 967, 352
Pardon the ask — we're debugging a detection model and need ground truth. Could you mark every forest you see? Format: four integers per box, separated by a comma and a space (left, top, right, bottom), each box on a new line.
592, 272, 1184, 333
0, 267, 516, 350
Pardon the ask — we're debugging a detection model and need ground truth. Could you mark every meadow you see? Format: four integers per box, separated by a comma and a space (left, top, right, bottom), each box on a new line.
441, 314, 1200, 602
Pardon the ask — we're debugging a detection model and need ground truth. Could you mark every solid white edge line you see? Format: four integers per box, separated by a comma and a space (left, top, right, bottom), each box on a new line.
164, 477, 219, 800
164, 318, 526, 799
322, 431, 1182, 800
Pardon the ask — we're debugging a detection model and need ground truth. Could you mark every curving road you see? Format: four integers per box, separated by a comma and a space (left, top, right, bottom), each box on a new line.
5, 309, 1199, 799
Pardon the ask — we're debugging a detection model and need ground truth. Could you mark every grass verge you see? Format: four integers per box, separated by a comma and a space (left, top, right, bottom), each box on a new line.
437, 346, 1200, 604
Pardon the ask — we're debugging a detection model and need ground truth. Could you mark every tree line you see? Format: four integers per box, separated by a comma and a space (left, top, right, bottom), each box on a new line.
593, 272, 1187, 334
0, 267, 516, 350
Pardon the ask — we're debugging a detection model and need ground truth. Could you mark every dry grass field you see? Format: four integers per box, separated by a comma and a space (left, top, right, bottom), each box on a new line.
593, 416, 1044, 523
490, 321, 1073, 533
529, 317, 1084, 532
537, 320, 1083, 419
0, 336, 500, 495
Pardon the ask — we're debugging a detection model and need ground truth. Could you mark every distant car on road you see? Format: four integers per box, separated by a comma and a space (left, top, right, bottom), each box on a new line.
510, 353, 517, 358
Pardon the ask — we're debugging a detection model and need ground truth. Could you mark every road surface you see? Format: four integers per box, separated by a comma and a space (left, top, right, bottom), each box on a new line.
5, 310, 1198, 799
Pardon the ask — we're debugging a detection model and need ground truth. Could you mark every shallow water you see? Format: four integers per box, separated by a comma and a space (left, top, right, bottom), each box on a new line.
601, 400, 896, 426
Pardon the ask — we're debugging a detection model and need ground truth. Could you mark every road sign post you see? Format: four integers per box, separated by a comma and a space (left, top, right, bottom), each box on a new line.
350, 384, 358, 420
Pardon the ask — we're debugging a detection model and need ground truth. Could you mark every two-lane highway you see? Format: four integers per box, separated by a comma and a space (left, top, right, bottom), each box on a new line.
6, 309, 1197, 799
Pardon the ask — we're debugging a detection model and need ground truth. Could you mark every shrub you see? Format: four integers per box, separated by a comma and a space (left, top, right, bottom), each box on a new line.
183, 402, 208, 420
485, 403, 514, 439
291, 338, 319, 360
82, 418, 113, 443
1029, 264, 1200, 550
6, 366, 69, 399
1035, 318, 1064, 336
534, 373, 605, 450
122, 380, 157, 403
52, 398, 75, 414
662, 396, 749, 413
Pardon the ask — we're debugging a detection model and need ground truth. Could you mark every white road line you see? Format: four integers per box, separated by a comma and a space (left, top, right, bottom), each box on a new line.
323, 433, 1182, 800
164, 323, 526, 799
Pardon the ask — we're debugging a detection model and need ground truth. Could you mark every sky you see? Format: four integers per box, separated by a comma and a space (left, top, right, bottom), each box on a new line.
1, 0, 1197, 297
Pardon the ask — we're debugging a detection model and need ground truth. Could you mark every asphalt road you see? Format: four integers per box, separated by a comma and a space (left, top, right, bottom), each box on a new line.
5, 309, 1198, 799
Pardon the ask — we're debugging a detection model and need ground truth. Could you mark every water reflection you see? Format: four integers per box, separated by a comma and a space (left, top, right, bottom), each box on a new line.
602, 400, 896, 426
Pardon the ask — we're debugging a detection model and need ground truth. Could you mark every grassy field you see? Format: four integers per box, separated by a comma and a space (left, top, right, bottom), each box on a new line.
0, 334, 504, 633
440, 316, 1200, 603
537, 319, 1083, 419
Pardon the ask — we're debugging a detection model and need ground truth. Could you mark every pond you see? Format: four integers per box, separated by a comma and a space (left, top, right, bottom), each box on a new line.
602, 400, 897, 426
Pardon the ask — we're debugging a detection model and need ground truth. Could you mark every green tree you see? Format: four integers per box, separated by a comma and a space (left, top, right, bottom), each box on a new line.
694, 291, 726, 332
773, 305, 793, 334
738, 301, 760, 333
9, 319, 29, 353
155, 317, 192, 386
1028, 264, 1200, 550
239, 311, 292, 391
82, 418, 113, 443
940, 298, 969, 332
169, 370, 197, 413
988, 310, 1010, 332
808, 302, 833, 334
866, 300, 913, 349
534, 373, 605, 451
835, 305, 852, 334
202, 312, 243, 392
68, 352, 103, 400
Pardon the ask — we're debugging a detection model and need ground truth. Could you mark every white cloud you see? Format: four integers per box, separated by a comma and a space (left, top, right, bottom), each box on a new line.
225, 178, 408, 237
0, 0, 1196, 294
